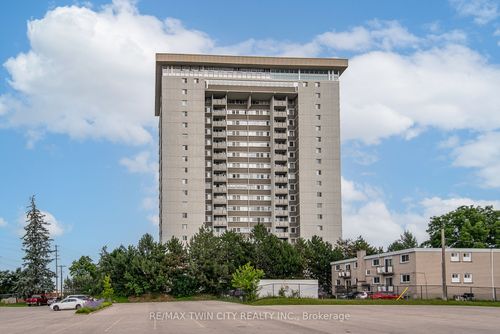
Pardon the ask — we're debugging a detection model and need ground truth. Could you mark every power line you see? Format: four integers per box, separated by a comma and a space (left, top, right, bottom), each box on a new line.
58, 265, 66, 297
53, 245, 59, 296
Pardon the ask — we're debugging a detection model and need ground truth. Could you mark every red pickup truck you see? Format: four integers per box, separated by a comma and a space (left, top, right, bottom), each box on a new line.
26, 294, 48, 306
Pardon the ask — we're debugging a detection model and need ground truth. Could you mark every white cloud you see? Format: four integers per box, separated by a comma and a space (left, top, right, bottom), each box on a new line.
141, 196, 157, 210
0, 217, 7, 227
120, 150, 156, 174
18, 210, 65, 237
450, 0, 499, 25
342, 178, 500, 247
1, 0, 214, 145
342, 45, 500, 144
451, 132, 500, 188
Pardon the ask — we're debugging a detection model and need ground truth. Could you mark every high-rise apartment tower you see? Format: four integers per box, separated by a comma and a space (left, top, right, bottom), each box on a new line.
155, 54, 348, 244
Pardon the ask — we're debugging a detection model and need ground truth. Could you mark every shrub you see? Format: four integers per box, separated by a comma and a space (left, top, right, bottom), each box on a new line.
231, 263, 264, 302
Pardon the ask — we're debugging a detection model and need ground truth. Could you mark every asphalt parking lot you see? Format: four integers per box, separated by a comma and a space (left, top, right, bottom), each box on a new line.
1, 301, 499, 334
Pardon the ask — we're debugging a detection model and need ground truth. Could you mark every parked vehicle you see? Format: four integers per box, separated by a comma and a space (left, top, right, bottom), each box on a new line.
47, 297, 62, 306
26, 294, 48, 306
50, 297, 86, 311
370, 292, 399, 299
355, 291, 369, 299
66, 295, 90, 301
453, 293, 474, 301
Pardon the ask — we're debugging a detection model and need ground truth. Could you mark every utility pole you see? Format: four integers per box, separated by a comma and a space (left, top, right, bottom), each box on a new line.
53, 245, 59, 297
441, 228, 447, 301
58, 265, 66, 297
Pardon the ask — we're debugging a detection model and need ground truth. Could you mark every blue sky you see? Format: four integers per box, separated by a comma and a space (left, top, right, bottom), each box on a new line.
1, 0, 500, 271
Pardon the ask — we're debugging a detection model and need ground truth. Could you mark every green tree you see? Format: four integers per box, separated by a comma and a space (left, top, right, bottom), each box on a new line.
303, 236, 343, 294
189, 227, 226, 294
231, 263, 264, 301
123, 234, 168, 296
425, 206, 500, 248
387, 231, 418, 252
0, 268, 22, 294
98, 245, 132, 296
18, 196, 55, 297
102, 274, 114, 301
67, 256, 99, 295
251, 224, 304, 279
164, 237, 197, 297
335, 236, 382, 259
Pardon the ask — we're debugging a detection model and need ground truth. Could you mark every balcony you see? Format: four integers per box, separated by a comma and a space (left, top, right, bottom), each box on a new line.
274, 221, 289, 227
213, 186, 227, 193
212, 153, 227, 160
213, 219, 227, 227
275, 198, 288, 205
274, 231, 289, 238
338, 271, 351, 278
377, 285, 394, 292
275, 176, 288, 183
274, 144, 287, 150
213, 208, 227, 215
274, 132, 287, 139
213, 175, 227, 182
213, 142, 227, 149
212, 164, 227, 171
274, 154, 287, 162
274, 209, 289, 216
376, 266, 394, 275
212, 109, 226, 116
275, 187, 288, 194
273, 122, 287, 128
274, 100, 287, 108
213, 98, 226, 106
212, 120, 227, 127
213, 197, 227, 204
273, 110, 287, 118
274, 165, 288, 172
212, 131, 226, 138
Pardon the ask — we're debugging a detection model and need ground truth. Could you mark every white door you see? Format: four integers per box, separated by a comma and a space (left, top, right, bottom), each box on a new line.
62, 299, 77, 309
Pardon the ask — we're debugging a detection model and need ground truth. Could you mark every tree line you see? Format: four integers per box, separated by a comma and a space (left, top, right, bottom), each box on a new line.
1, 197, 498, 298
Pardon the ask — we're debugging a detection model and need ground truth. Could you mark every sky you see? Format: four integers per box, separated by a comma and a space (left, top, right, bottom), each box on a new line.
1, 0, 500, 271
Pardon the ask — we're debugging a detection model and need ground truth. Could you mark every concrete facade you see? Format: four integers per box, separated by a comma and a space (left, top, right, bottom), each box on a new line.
155, 54, 348, 244
331, 248, 500, 300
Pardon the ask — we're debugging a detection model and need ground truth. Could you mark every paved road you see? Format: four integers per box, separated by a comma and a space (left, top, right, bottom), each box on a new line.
1, 301, 499, 333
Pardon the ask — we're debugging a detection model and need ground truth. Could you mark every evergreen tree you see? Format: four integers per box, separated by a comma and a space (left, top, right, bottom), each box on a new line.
18, 196, 55, 296
387, 231, 418, 252
304, 236, 343, 294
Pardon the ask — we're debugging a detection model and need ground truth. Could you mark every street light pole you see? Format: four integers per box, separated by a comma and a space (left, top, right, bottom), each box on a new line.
441, 227, 447, 301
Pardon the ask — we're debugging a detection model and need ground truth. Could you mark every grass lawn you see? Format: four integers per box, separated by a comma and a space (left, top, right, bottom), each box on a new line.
250, 297, 500, 307
0, 303, 27, 307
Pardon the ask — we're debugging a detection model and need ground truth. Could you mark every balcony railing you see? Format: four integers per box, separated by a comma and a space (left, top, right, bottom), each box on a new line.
274, 100, 287, 107
274, 154, 287, 162
275, 176, 288, 183
213, 175, 227, 182
212, 121, 227, 127
274, 209, 289, 216
273, 110, 287, 118
213, 98, 226, 106
213, 219, 227, 227
213, 186, 227, 193
212, 164, 227, 171
213, 142, 227, 149
338, 271, 351, 278
275, 198, 288, 205
213, 197, 227, 204
274, 221, 289, 227
274, 231, 289, 238
212, 110, 226, 116
212, 153, 227, 160
376, 266, 394, 275
212, 131, 226, 138
273, 122, 287, 128
275, 187, 288, 194
213, 208, 227, 215
274, 165, 288, 172
377, 285, 394, 292
274, 133, 287, 139
274, 144, 287, 150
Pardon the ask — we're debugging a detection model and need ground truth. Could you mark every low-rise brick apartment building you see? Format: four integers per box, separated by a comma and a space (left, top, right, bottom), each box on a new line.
331, 248, 500, 300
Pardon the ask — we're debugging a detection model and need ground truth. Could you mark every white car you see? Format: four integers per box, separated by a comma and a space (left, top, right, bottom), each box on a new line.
50, 297, 86, 311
